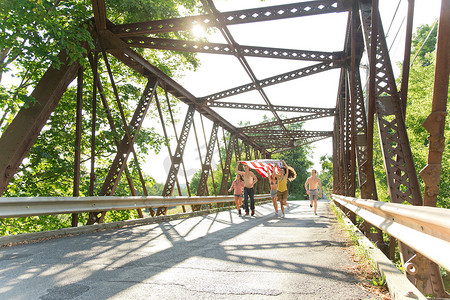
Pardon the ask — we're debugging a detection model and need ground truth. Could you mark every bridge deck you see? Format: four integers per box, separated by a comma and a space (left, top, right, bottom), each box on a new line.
0, 201, 380, 299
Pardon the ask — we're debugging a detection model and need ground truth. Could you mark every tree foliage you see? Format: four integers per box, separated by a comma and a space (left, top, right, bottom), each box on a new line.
0, 0, 206, 234
372, 21, 449, 208
411, 21, 438, 67
318, 155, 332, 197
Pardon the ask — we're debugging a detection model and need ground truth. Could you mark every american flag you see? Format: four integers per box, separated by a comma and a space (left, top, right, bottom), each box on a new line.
240, 159, 281, 178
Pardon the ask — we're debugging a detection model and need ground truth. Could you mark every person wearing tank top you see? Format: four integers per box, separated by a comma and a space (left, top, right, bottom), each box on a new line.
274, 160, 291, 217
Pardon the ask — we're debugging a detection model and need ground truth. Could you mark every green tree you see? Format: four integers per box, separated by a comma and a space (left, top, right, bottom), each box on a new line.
405, 54, 449, 208
411, 21, 438, 67
318, 155, 332, 197
373, 21, 449, 208
0, 0, 206, 233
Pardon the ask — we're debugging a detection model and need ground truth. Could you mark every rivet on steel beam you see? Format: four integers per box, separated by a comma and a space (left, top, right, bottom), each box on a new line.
5, 165, 12, 178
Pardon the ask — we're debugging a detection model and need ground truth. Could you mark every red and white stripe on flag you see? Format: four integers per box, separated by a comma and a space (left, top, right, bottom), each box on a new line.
240, 160, 280, 178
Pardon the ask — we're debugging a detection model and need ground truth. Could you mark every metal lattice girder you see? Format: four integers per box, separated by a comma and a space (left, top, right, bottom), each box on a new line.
347, 4, 382, 243
98, 29, 263, 152
219, 134, 237, 195
162, 105, 196, 196
244, 144, 252, 161
246, 130, 333, 138
271, 136, 330, 154
207, 102, 335, 114
348, 66, 377, 199
100, 79, 158, 196
359, 1, 422, 206
344, 71, 356, 197
339, 66, 354, 196
240, 113, 335, 132
109, 0, 350, 37
122, 36, 343, 62
200, 62, 337, 102
335, 68, 347, 195
197, 122, 220, 196
0, 53, 80, 196
359, 2, 445, 297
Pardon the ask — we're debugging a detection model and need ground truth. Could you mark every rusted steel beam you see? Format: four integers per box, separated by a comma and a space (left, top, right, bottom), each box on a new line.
88, 52, 99, 203
190, 115, 206, 211
87, 78, 158, 224
164, 88, 191, 198
72, 67, 83, 227
244, 144, 251, 161
91, 0, 107, 30
98, 79, 158, 196
102, 49, 149, 217
348, 6, 358, 199
200, 62, 337, 102
88, 52, 149, 203
0, 52, 80, 196
154, 93, 185, 213
207, 102, 335, 114
162, 105, 196, 197
122, 36, 344, 62
97, 29, 263, 152
343, 71, 355, 198
270, 136, 330, 154
215, 133, 225, 193
359, 1, 446, 296
197, 122, 219, 197
359, 1, 422, 206
240, 113, 334, 132
420, 0, 449, 208
109, 0, 350, 37
246, 130, 333, 137
336, 68, 347, 196
416, 3, 450, 294
348, 5, 383, 244
400, 0, 415, 114
332, 121, 339, 194
201, 0, 291, 145
219, 134, 237, 195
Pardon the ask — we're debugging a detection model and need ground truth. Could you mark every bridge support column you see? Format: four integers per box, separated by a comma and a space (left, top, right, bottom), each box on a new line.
194, 122, 219, 210
358, 1, 446, 296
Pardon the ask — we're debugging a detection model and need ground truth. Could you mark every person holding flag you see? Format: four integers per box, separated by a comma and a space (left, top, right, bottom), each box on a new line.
235, 162, 258, 216
274, 160, 296, 217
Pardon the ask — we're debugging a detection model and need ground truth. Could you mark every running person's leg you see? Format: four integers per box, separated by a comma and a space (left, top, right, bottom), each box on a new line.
277, 190, 287, 217
249, 188, 255, 215
310, 189, 319, 215
243, 188, 249, 214
234, 195, 241, 215
271, 190, 278, 214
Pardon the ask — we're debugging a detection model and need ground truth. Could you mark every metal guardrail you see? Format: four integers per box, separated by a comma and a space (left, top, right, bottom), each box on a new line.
0, 194, 271, 218
331, 194, 450, 272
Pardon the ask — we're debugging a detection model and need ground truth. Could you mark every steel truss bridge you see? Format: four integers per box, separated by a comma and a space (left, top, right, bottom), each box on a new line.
0, 0, 448, 298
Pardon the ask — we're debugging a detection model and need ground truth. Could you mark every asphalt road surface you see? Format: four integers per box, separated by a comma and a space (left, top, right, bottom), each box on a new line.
0, 200, 380, 299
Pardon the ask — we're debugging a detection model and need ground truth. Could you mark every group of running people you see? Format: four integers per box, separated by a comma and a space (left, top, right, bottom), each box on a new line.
228, 160, 322, 217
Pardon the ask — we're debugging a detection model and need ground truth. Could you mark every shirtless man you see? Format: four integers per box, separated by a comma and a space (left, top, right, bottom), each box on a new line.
236, 162, 258, 216
304, 169, 322, 215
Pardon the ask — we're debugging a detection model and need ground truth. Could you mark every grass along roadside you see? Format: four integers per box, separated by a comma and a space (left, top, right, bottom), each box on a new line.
331, 202, 391, 300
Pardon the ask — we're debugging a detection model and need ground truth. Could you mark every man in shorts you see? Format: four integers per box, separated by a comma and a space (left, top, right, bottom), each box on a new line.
304, 169, 322, 215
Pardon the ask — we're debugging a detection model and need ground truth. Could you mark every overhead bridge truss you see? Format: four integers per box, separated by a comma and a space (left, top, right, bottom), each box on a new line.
0, 0, 448, 297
